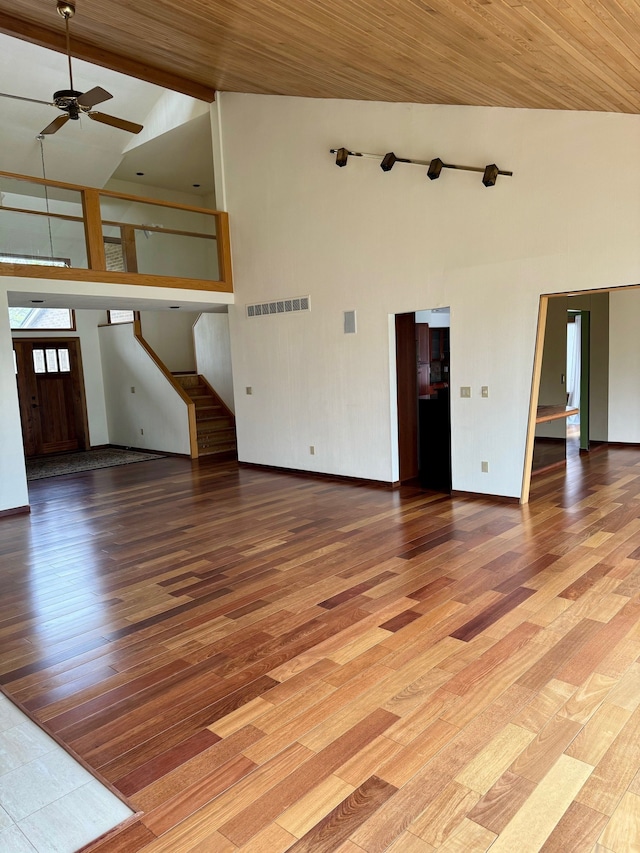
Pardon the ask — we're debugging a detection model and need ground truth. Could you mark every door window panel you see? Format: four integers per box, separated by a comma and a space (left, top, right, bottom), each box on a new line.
33, 349, 46, 374
57, 349, 70, 372
45, 349, 59, 373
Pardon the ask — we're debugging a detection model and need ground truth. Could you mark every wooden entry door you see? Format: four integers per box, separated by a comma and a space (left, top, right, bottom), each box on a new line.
13, 339, 89, 457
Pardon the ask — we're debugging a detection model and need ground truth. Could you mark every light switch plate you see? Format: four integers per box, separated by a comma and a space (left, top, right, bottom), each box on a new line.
481, 386, 489, 398
460, 386, 471, 398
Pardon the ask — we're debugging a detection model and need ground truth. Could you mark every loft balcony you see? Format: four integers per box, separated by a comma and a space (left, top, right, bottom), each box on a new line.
0, 170, 232, 293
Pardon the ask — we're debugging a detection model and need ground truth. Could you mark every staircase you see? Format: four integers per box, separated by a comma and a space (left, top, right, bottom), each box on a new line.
174, 374, 237, 459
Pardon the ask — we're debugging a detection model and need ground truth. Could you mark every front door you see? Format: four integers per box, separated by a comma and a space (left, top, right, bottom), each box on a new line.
13, 339, 89, 457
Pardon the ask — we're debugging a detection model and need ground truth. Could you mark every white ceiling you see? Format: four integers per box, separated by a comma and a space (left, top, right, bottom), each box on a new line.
6, 287, 229, 312
1, 33, 221, 313
0, 32, 214, 196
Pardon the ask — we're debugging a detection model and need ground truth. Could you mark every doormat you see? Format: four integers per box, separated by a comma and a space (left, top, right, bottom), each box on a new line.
26, 448, 166, 481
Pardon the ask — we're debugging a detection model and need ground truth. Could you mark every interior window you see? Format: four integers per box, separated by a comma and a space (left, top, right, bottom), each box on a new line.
9, 307, 75, 331
0, 253, 69, 268
107, 310, 137, 324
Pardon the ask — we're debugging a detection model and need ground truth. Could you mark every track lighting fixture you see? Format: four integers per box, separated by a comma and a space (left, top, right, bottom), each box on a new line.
427, 157, 444, 180
380, 152, 410, 172
330, 147, 512, 187
335, 147, 350, 167
482, 164, 499, 187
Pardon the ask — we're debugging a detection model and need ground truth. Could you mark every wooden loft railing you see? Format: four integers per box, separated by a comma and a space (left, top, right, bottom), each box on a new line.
0, 170, 232, 293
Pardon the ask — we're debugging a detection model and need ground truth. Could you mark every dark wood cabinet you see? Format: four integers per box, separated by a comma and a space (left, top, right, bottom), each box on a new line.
417, 324, 450, 395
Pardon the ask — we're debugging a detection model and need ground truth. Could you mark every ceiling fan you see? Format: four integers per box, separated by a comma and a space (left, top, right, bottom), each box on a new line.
0, 1, 143, 136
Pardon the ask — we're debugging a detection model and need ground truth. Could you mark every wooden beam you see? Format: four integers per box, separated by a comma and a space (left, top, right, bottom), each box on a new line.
0, 263, 233, 293
0, 12, 216, 103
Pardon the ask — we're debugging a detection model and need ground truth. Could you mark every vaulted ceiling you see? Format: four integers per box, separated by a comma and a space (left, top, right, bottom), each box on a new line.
1, 1, 640, 113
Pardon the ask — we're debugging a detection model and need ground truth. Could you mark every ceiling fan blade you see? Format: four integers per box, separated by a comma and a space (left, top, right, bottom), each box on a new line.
40, 114, 70, 135
77, 86, 113, 108
88, 112, 143, 134
0, 92, 53, 106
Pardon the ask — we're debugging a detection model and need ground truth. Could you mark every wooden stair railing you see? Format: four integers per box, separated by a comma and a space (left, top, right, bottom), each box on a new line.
173, 373, 237, 459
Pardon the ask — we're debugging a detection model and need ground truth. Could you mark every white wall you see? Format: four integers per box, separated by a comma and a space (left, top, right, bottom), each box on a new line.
139, 311, 199, 373
218, 93, 640, 497
11, 309, 109, 446
193, 312, 235, 411
0, 292, 29, 511
99, 322, 191, 455
609, 289, 640, 442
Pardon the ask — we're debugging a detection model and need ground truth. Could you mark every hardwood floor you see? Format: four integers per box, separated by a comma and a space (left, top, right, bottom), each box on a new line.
1, 448, 640, 851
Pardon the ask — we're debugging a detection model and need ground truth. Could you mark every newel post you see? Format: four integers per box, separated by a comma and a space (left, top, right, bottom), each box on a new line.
82, 189, 107, 271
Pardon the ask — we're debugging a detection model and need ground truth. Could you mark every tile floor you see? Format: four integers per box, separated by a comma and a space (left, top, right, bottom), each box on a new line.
0, 693, 133, 853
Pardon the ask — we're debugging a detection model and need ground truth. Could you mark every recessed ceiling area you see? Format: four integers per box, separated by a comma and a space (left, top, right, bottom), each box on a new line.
2, 1, 640, 113
112, 113, 215, 197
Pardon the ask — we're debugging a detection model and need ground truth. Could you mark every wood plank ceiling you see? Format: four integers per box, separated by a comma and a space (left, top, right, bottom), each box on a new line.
1, 1, 640, 112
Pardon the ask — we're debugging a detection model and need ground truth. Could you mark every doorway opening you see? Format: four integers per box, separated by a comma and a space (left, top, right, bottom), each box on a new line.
13, 337, 90, 458
395, 308, 451, 492
522, 290, 611, 503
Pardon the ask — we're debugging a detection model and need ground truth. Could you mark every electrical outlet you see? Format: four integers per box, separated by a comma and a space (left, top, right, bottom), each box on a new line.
310, 445, 315, 455
460, 386, 471, 398
481, 461, 489, 473
481, 386, 489, 398
246, 386, 252, 395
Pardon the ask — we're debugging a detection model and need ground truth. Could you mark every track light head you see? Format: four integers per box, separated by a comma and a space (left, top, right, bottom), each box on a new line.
482, 164, 499, 187
335, 147, 350, 167
380, 152, 398, 172
427, 157, 444, 180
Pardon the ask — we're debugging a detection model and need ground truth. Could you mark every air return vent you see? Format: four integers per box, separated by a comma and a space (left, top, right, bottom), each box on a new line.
246, 296, 310, 318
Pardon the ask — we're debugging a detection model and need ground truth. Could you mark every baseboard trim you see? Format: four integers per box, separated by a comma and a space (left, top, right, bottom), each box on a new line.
451, 490, 520, 504
238, 461, 395, 490
0, 505, 30, 518
605, 441, 640, 448
108, 444, 190, 459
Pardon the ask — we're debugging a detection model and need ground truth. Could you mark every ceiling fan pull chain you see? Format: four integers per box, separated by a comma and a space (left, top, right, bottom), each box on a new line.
38, 135, 55, 260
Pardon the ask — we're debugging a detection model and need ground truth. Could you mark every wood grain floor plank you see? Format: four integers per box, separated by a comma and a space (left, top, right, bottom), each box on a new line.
275, 773, 355, 837
576, 705, 640, 815
1, 450, 640, 852
467, 769, 537, 834
280, 776, 396, 853
539, 801, 609, 852
219, 709, 398, 846
408, 779, 480, 846
486, 754, 593, 852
